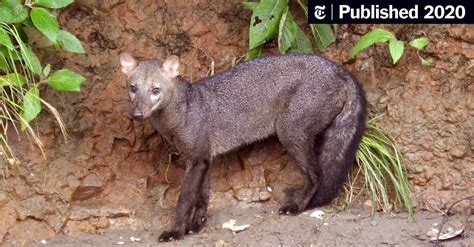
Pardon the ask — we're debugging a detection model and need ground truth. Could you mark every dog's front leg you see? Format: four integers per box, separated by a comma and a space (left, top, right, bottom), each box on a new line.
158, 158, 209, 242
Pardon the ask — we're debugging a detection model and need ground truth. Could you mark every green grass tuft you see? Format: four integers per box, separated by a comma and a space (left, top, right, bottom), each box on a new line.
355, 115, 413, 216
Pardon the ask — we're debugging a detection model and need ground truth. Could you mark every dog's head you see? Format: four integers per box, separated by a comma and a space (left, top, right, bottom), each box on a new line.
119, 53, 180, 120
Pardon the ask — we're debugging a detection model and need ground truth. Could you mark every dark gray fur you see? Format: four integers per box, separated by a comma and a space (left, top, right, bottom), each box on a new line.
124, 54, 367, 242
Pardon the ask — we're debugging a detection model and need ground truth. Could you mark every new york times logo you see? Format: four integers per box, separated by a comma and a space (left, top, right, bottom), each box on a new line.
314, 5, 326, 20
308, 0, 474, 24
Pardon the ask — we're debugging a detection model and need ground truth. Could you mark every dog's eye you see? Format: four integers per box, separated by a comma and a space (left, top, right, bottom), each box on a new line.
130, 85, 137, 93
152, 88, 160, 95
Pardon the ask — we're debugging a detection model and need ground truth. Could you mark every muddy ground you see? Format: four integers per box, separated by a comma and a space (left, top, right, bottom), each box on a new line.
0, 0, 473, 245
44, 206, 474, 246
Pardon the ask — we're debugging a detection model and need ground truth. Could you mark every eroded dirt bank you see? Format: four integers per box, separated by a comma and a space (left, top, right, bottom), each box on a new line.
0, 0, 473, 245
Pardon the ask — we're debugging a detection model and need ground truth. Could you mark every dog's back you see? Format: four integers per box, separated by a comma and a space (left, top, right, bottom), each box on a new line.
189, 55, 363, 157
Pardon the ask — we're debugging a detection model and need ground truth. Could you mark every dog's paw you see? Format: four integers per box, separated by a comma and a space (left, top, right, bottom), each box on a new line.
158, 230, 183, 242
278, 204, 301, 215
186, 216, 207, 235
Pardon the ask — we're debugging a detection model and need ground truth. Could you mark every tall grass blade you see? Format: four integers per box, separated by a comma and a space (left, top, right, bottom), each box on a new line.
354, 116, 413, 217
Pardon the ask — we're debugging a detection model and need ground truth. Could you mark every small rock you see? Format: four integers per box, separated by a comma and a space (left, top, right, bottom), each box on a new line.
5, 219, 55, 244
369, 220, 378, 226
449, 147, 465, 159
215, 239, 228, 247
441, 180, 452, 189
83, 173, 107, 187
130, 236, 141, 242
222, 219, 250, 233
425, 230, 442, 241
0, 190, 9, 206
421, 152, 434, 161
16, 195, 51, 220
424, 167, 435, 181
309, 210, 325, 219
0, 205, 16, 240
148, 185, 169, 208
67, 175, 81, 189
413, 166, 424, 174
40, 239, 47, 244
234, 187, 271, 202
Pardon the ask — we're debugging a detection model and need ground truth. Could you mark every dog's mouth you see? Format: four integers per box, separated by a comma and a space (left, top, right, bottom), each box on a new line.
131, 100, 162, 121
131, 109, 151, 120
132, 112, 144, 120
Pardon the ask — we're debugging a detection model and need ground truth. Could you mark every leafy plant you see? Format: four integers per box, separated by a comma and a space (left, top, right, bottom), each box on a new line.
1, 0, 85, 172
351, 28, 432, 66
355, 116, 413, 216
243, 0, 336, 60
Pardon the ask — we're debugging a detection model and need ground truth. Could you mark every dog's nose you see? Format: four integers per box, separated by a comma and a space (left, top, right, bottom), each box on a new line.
133, 111, 144, 120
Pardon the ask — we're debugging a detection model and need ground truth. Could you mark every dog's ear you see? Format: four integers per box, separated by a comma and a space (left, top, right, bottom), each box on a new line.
120, 52, 138, 76
161, 55, 180, 79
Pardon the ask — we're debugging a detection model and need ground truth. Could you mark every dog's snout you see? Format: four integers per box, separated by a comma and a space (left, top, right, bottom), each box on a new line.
132, 110, 144, 120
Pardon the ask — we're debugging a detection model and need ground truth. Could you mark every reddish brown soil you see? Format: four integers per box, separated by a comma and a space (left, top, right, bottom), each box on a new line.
0, 0, 472, 245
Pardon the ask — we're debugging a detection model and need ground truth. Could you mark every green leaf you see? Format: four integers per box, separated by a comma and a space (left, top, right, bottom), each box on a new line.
21, 86, 42, 126
278, 7, 296, 54
248, 0, 288, 50
310, 24, 335, 52
289, 25, 313, 54
0, 73, 26, 87
23, 26, 53, 48
245, 45, 263, 61
31, 7, 60, 43
0, 52, 8, 72
33, 0, 74, 9
1, 46, 21, 60
241, 2, 257, 11
46, 69, 86, 91
0, 0, 28, 23
351, 29, 395, 58
1, 47, 21, 61
22, 17, 34, 27
21, 46, 42, 76
388, 38, 404, 64
57, 30, 85, 53
409, 37, 430, 50
0, 28, 14, 50
296, 0, 335, 52
43, 64, 51, 77
296, 0, 309, 17
421, 58, 434, 67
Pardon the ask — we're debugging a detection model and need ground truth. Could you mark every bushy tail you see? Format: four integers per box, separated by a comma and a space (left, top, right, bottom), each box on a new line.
307, 76, 367, 208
